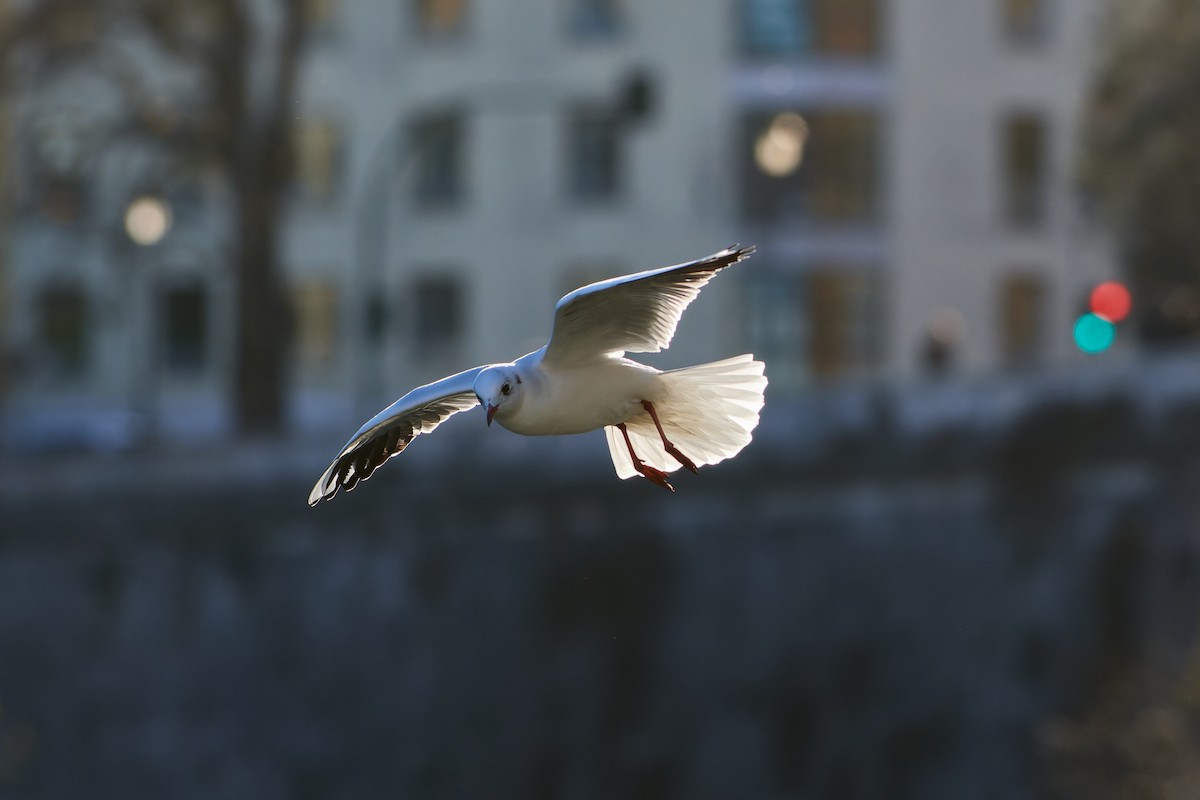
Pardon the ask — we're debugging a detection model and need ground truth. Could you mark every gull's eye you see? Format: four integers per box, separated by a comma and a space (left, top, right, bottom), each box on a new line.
501, 382, 511, 396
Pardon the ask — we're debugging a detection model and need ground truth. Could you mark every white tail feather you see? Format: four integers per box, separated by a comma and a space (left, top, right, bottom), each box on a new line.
604, 354, 767, 479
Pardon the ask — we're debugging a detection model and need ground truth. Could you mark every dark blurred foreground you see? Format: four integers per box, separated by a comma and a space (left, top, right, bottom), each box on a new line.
4, 356, 1200, 799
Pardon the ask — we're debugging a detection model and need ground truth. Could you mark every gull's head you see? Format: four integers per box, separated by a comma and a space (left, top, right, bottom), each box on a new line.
474, 365, 522, 427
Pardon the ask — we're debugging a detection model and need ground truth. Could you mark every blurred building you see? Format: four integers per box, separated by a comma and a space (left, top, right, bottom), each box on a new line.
287, 0, 738, 429
0, 0, 737, 447
0, 0, 1119, 449
735, 0, 1116, 388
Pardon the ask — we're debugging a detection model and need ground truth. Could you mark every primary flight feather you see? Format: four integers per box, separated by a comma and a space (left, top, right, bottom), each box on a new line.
309, 245, 766, 505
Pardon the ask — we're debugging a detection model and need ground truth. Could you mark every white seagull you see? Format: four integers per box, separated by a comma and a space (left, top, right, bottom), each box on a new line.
308, 245, 767, 505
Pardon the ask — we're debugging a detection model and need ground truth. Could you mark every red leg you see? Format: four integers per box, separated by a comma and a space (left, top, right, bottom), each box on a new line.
640, 400, 698, 474
617, 423, 675, 492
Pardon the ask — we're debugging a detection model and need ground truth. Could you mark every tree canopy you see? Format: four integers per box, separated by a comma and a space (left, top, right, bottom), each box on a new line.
1081, 0, 1200, 342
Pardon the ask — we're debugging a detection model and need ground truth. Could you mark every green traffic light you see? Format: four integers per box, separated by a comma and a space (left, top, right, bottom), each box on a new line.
1074, 313, 1116, 354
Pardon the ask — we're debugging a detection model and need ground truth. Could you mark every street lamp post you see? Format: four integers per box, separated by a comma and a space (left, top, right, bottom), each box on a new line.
121, 193, 172, 445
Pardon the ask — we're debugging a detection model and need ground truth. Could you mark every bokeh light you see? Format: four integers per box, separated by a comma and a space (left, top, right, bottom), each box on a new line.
1074, 312, 1116, 354
927, 306, 966, 345
754, 113, 809, 177
1089, 281, 1132, 322
124, 196, 172, 246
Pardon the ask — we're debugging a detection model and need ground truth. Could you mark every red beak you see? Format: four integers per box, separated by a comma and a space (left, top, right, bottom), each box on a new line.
486, 404, 497, 427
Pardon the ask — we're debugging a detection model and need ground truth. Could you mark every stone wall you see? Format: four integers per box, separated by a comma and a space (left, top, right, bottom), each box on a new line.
3, 360, 1200, 799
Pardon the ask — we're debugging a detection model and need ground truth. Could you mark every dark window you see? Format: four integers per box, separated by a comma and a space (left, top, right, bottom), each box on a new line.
303, 0, 338, 39
741, 109, 881, 225
1003, 0, 1049, 46
568, 0, 622, 39
1003, 113, 1048, 227
38, 177, 85, 225
293, 280, 339, 368
292, 117, 343, 201
411, 112, 464, 208
413, 275, 463, 350
163, 284, 207, 374
744, 270, 808, 389
999, 272, 1044, 365
38, 284, 88, 377
807, 269, 882, 377
414, 0, 466, 38
741, 0, 880, 58
567, 107, 621, 201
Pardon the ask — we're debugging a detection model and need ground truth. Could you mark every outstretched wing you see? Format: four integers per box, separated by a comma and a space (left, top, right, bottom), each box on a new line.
542, 245, 755, 367
308, 366, 485, 506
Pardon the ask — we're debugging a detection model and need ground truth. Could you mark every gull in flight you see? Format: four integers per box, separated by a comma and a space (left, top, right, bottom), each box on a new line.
308, 245, 767, 505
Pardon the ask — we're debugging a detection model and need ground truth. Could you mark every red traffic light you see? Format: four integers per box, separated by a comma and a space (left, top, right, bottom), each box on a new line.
1089, 281, 1132, 323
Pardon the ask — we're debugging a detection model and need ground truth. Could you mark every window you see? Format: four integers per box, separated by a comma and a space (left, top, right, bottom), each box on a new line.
41, 177, 85, 225
1003, 0, 1048, 46
741, 109, 881, 224
744, 271, 808, 389
807, 269, 881, 377
1003, 112, 1048, 227
292, 117, 343, 201
999, 272, 1044, 365
293, 280, 339, 368
45, 4, 97, 47
414, 0, 466, 38
744, 267, 882, 382
413, 275, 463, 350
303, 0, 338, 38
567, 107, 621, 201
411, 112, 464, 207
568, 0, 622, 40
38, 284, 88, 377
163, 284, 208, 374
741, 0, 880, 58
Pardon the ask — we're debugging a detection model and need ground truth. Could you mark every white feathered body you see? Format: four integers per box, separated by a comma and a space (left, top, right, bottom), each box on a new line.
495, 349, 664, 436
603, 354, 767, 480
496, 348, 767, 480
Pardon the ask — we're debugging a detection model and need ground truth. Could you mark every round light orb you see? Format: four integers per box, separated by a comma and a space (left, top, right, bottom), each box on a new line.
1074, 313, 1116, 354
1089, 281, 1132, 323
927, 306, 966, 345
124, 196, 172, 246
754, 113, 809, 178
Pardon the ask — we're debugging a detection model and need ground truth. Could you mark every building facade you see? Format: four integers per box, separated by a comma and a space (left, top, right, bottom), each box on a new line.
733, 0, 1116, 388
1, 0, 741, 448
0, 0, 1118, 450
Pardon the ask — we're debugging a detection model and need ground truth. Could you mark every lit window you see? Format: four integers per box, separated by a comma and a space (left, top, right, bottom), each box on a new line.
414, 0, 466, 38
568, 0, 622, 39
38, 284, 88, 377
999, 272, 1044, 365
411, 112, 465, 207
1003, 112, 1048, 227
741, 109, 881, 224
1003, 0, 1048, 46
293, 280, 339, 368
413, 275, 463, 350
303, 0, 338, 37
567, 107, 621, 201
741, 0, 879, 58
292, 117, 343, 201
163, 284, 208, 374
807, 269, 881, 377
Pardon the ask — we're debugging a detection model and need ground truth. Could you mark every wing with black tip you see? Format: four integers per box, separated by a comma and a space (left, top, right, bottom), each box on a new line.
308, 366, 485, 506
